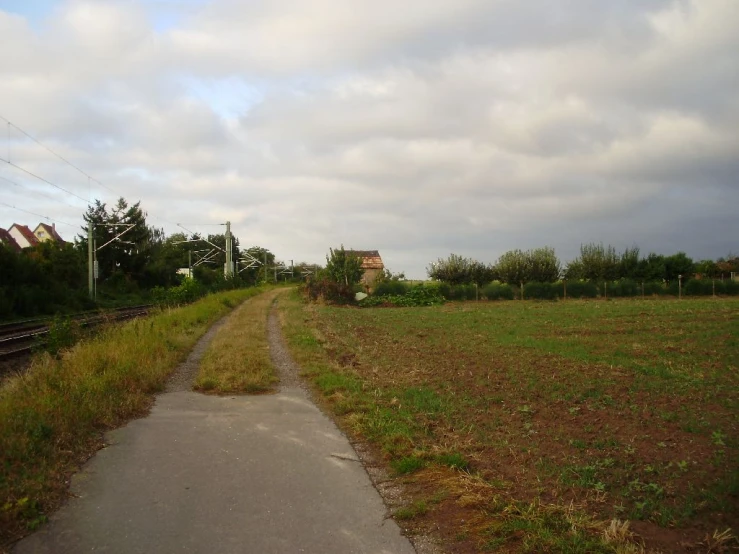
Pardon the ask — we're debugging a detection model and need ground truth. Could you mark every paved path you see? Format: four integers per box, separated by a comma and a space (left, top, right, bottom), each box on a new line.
14, 301, 416, 554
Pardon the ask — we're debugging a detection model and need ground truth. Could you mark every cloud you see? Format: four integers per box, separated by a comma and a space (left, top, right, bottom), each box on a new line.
1, 0, 737, 277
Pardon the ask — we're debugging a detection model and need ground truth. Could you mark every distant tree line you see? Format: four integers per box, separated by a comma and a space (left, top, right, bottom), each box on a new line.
428, 243, 739, 287
0, 197, 290, 319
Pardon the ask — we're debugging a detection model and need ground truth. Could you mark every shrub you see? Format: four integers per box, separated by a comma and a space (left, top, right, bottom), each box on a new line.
482, 282, 515, 300
360, 284, 444, 307
642, 282, 666, 296
303, 277, 355, 304
444, 284, 478, 301
523, 282, 562, 300
374, 280, 410, 297
608, 279, 639, 297
565, 281, 599, 299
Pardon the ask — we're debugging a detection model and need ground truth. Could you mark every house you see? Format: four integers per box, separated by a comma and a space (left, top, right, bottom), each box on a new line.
348, 250, 384, 289
0, 228, 21, 252
7, 224, 39, 249
33, 222, 65, 244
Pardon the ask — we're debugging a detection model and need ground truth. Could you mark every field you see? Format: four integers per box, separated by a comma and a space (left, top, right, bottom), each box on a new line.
281, 294, 739, 553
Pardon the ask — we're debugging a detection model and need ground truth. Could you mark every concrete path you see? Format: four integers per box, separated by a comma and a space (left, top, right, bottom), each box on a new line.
14, 304, 416, 554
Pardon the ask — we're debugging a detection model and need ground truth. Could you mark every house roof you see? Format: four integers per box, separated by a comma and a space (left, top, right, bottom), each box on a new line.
0, 228, 21, 252
34, 222, 65, 243
9, 224, 39, 247
348, 250, 384, 270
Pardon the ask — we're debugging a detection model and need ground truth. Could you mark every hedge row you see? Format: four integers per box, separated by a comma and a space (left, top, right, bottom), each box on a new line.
373, 279, 739, 301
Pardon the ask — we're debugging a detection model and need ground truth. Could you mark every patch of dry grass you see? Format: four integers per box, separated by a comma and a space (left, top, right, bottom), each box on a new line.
194, 289, 281, 394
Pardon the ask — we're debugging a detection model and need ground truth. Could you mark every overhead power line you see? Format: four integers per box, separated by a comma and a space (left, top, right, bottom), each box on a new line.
0, 201, 76, 227
0, 159, 90, 204
0, 174, 82, 210
0, 113, 120, 197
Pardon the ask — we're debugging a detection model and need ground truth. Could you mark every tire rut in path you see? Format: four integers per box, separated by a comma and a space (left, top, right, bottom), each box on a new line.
266, 298, 305, 392
164, 315, 230, 393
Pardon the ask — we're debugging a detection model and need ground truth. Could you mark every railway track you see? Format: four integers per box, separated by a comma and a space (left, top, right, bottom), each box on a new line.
0, 305, 153, 361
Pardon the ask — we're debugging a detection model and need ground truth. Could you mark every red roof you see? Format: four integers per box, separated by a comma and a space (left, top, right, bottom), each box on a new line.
9, 224, 39, 247
348, 250, 384, 270
0, 228, 21, 252
35, 222, 65, 243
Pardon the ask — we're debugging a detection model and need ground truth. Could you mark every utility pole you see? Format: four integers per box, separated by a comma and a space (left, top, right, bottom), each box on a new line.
88, 224, 94, 299
224, 221, 233, 278
264, 252, 267, 283
188, 250, 192, 279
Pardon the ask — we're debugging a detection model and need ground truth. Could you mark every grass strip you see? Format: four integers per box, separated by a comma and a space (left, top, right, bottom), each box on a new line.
0, 286, 264, 548
194, 289, 281, 394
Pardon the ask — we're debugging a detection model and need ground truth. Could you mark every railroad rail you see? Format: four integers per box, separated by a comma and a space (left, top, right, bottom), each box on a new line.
0, 305, 153, 360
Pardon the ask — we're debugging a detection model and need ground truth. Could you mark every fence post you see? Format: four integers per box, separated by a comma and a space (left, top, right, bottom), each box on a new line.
712, 279, 716, 297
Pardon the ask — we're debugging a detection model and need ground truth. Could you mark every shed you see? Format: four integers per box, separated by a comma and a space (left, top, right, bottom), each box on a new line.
348, 250, 384, 289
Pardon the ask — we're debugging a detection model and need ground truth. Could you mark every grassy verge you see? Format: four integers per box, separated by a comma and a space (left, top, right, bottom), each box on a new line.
194, 289, 280, 394
0, 286, 263, 548
279, 291, 739, 553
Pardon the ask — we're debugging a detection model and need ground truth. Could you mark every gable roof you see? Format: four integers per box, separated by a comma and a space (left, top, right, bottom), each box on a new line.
9, 224, 39, 247
348, 250, 384, 270
0, 228, 21, 252
34, 222, 65, 243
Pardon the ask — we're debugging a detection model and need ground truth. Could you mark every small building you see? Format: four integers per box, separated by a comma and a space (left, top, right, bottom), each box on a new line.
33, 223, 65, 244
0, 228, 21, 252
7, 224, 39, 249
348, 250, 384, 289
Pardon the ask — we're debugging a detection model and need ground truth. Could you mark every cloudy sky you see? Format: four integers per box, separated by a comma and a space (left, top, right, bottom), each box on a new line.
1, 0, 737, 278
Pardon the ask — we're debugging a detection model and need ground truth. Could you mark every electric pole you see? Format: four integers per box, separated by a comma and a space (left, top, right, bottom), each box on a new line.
224, 221, 233, 278
88, 225, 94, 299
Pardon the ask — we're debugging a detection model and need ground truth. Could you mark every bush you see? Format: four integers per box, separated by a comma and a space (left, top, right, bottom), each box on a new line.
608, 279, 639, 297
523, 282, 563, 300
565, 281, 599, 299
444, 284, 478, 301
303, 277, 355, 304
374, 280, 410, 297
482, 282, 515, 300
152, 278, 206, 307
642, 282, 666, 296
360, 284, 445, 307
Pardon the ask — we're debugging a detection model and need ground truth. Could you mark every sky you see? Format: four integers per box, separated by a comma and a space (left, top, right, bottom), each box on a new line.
0, 0, 737, 278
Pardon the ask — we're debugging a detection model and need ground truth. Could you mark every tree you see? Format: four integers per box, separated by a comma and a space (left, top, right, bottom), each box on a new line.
576, 243, 619, 281
240, 246, 275, 283
325, 246, 363, 286
494, 250, 531, 285
636, 253, 666, 282
619, 246, 640, 280
694, 259, 719, 279
664, 252, 694, 282
427, 254, 492, 285
77, 197, 151, 285
528, 247, 561, 283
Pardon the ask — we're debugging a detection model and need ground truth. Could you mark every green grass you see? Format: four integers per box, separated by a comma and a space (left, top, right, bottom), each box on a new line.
194, 288, 278, 394
0, 287, 261, 547
279, 292, 739, 552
